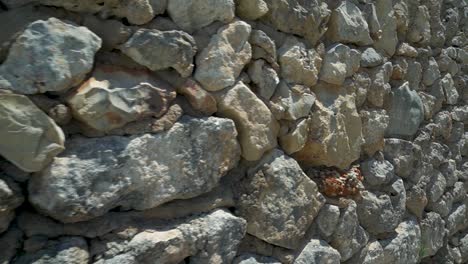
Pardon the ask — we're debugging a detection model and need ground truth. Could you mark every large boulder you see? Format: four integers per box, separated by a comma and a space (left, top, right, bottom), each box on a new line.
195, 21, 252, 91
67, 65, 176, 132
0, 94, 65, 172
0, 18, 101, 94
29, 116, 241, 223
293, 83, 363, 169
326, 1, 373, 46
120, 29, 197, 78
215, 82, 278, 161
167, 0, 235, 32
236, 149, 325, 249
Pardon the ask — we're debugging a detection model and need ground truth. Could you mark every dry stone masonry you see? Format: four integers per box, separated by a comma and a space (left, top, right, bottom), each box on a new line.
0, 0, 467, 263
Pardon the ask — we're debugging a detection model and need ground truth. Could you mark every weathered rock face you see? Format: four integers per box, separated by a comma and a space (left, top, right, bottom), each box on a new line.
167, 0, 235, 32
29, 116, 240, 222
294, 239, 341, 264
360, 109, 389, 156
0, 18, 101, 94
293, 83, 362, 169
120, 29, 197, 77
67, 65, 176, 132
319, 44, 360, 85
195, 21, 252, 91
236, 149, 325, 249
381, 219, 421, 264
0, 94, 65, 172
215, 82, 278, 161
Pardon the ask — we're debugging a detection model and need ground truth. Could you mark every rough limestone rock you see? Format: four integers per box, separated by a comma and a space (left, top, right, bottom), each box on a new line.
383, 139, 421, 178
39, 0, 158, 25
360, 109, 389, 156
167, 0, 235, 32
319, 44, 360, 85
0, 176, 24, 234
326, 1, 373, 46
262, 0, 331, 45
236, 0, 269, 20
215, 82, 278, 161
120, 29, 197, 78
236, 149, 325, 249
386, 82, 424, 138
293, 84, 362, 169
279, 118, 309, 155
14, 236, 89, 264
361, 156, 395, 187
0, 18, 101, 94
347, 240, 385, 264
177, 79, 218, 116
440, 74, 459, 105
381, 219, 421, 264
270, 82, 316, 121
357, 178, 406, 235
249, 30, 277, 66
248, 59, 280, 100
315, 204, 340, 238
407, 5, 431, 45
195, 21, 252, 91
0, 94, 65, 172
29, 116, 241, 223
278, 37, 322, 87
420, 212, 446, 258
373, 0, 398, 56
93, 209, 246, 264
361, 47, 384, 68
294, 239, 341, 264
67, 65, 176, 132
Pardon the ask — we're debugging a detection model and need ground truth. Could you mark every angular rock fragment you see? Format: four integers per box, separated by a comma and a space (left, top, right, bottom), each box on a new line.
29, 116, 241, 223
0, 18, 101, 94
120, 29, 197, 77
248, 59, 279, 100
360, 109, 389, 156
361, 47, 383, 68
420, 212, 446, 258
319, 44, 360, 85
0, 94, 65, 172
167, 0, 235, 32
381, 219, 421, 264
215, 82, 278, 161
195, 21, 252, 91
294, 239, 341, 264
236, 0, 269, 20
373, 0, 398, 56
279, 118, 309, 155
67, 65, 176, 132
249, 30, 277, 66
326, 1, 373, 46
361, 156, 395, 187
383, 138, 421, 178
236, 149, 325, 249
177, 79, 217, 116
270, 82, 315, 121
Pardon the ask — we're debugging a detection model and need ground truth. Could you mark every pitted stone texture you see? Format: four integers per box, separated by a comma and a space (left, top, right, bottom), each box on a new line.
386, 82, 424, 138
373, 0, 398, 56
383, 139, 421, 178
0, 18, 101, 94
326, 1, 373, 46
39, 0, 158, 25
215, 82, 278, 161
120, 29, 196, 78
361, 156, 395, 187
248, 59, 279, 101
420, 212, 446, 258
293, 83, 362, 169
279, 118, 309, 155
381, 219, 421, 264
92, 210, 246, 264
360, 109, 389, 156
29, 116, 241, 223
270, 82, 316, 121
319, 44, 360, 85
262, 0, 331, 45
236, 149, 325, 249
195, 21, 252, 91
0, 94, 65, 172
67, 65, 176, 132
167, 0, 235, 32
293, 239, 341, 264
278, 37, 322, 87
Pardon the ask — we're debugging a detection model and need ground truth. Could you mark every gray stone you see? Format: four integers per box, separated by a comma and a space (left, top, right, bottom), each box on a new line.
406, 184, 428, 219
67, 65, 176, 132
367, 62, 392, 108
383, 139, 421, 178
330, 201, 369, 261
361, 48, 383, 67
167, 0, 235, 32
29, 116, 241, 223
294, 239, 341, 264
360, 109, 389, 156
422, 57, 441, 87
0, 94, 65, 172
407, 5, 431, 45
249, 30, 277, 66
440, 74, 459, 105
427, 170, 447, 204
373, 0, 398, 56
120, 29, 197, 77
14, 236, 89, 264
236, 0, 269, 20
361, 156, 395, 187
279, 118, 309, 155
270, 82, 315, 121
39, 0, 158, 25
278, 37, 322, 87
248, 59, 279, 100
319, 44, 360, 85
381, 219, 421, 264
461, 233, 468, 263
420, 212, 446, 258
386, 82, 424, 138
347, 240, 385, 264
446, 203, 468, 236
82, 16, 132, 51
234, 253, 281, 264
262, 0, 331, 45
0, 18, 101, 94
0, 176, 24, 234
215, 82, 278, 161
236, 149, 325, 249
93, 209, 246, 264
195, 21, 252, 91
326, 1, 373, 46
315, 204, 340, 238
357, 178, 406, 235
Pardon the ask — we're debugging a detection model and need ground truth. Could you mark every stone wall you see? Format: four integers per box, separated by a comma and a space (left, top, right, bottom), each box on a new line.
0, 0, 467, 263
